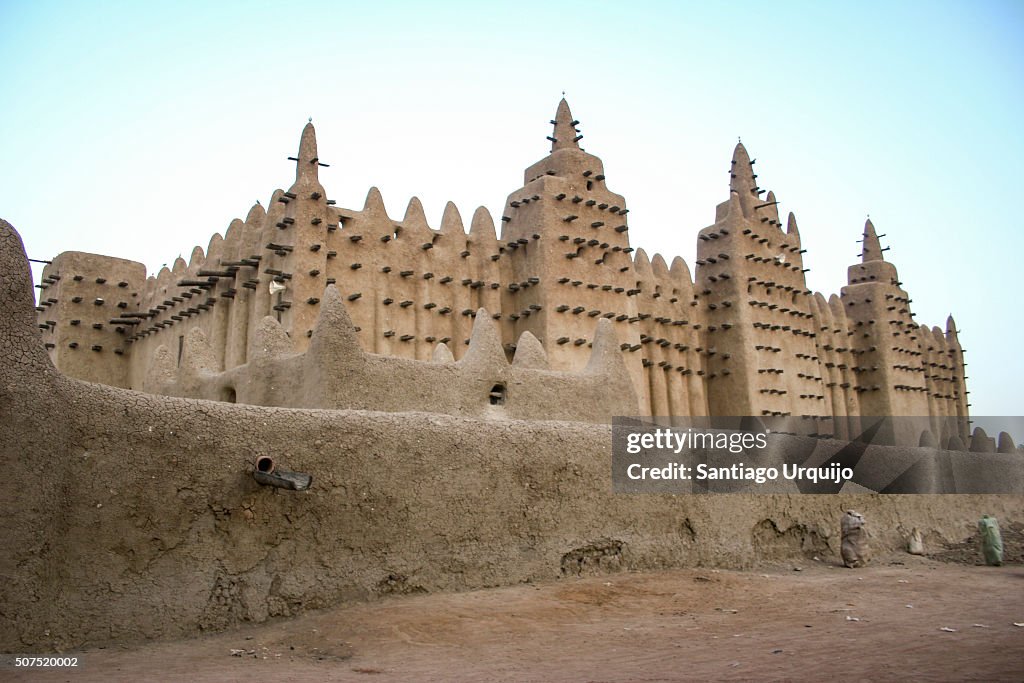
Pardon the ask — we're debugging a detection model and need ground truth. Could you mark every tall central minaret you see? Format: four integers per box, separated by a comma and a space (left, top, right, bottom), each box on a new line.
497, 99, 641, 383
694, 142, 823, 420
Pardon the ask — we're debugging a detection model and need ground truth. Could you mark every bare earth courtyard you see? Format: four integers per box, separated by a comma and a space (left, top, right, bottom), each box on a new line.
11, 555, 1023, 683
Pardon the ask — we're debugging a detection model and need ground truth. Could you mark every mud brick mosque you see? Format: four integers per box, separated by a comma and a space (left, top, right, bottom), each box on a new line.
4, 100, 1020, 651
34, 99, 970, 444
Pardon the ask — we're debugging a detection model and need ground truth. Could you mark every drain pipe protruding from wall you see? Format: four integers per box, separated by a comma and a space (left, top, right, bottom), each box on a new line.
252, 455, 313, 491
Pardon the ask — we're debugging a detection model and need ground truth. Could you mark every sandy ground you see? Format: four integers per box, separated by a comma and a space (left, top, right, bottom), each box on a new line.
8, 553, 1024, 683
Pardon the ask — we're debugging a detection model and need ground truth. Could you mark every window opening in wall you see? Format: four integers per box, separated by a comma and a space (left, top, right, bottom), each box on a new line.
586, 181, 593, 191
489, 382, 507, 406
177, 335, 184, 366
222, 387, 237, 403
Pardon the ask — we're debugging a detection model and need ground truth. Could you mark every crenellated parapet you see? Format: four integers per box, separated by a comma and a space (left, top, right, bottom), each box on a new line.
31, 99, 973, 432
631, 249, 706, 416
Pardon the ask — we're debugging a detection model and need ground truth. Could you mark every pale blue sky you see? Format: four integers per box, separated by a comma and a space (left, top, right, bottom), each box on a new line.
1, 0, 1021, 416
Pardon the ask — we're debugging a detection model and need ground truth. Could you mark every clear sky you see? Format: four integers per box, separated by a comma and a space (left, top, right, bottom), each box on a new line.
1, 0, 1021, 416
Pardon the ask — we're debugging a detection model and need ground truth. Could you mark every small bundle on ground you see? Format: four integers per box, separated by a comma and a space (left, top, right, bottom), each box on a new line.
907, 528, 925, 555
841, 510, 870, 568
978, 515, 1004, 566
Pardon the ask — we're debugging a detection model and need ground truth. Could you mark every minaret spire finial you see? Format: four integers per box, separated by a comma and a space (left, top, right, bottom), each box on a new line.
295, 120, 319, 183
861, 218, 885, 262
548, 97, 581, 152
729, 141, 757, 196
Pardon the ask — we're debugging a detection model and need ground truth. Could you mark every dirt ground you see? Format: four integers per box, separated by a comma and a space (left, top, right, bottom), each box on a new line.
9, 551, 1023, 683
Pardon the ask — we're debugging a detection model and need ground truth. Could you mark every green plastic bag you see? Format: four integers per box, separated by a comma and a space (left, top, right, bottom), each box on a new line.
978, 515, 1003, 566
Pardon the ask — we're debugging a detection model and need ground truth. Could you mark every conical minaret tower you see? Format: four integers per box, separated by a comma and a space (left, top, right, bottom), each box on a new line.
839, 219, 932, 419
497, 98, 641, 389
693, 142, 822, 422
260, 122, 335, 352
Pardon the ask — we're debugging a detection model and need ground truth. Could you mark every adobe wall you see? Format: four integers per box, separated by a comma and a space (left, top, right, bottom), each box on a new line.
3, 219, 1021, 652
145, 285, 640, 424
33, 107, 969, 435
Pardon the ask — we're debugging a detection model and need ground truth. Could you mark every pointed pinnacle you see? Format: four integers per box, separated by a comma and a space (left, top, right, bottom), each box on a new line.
861, 218, 884, 263
787, 212, 800, 237
550, 98, 581, 152
295, 121, 319, 183
729, 142, 757, 196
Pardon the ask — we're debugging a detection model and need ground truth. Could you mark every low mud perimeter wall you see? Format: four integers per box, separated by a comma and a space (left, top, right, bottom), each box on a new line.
1, 220, 1021, 651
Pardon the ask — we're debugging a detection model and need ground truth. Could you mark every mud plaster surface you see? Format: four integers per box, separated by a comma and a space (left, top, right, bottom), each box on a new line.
1, 219, 1021, 653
